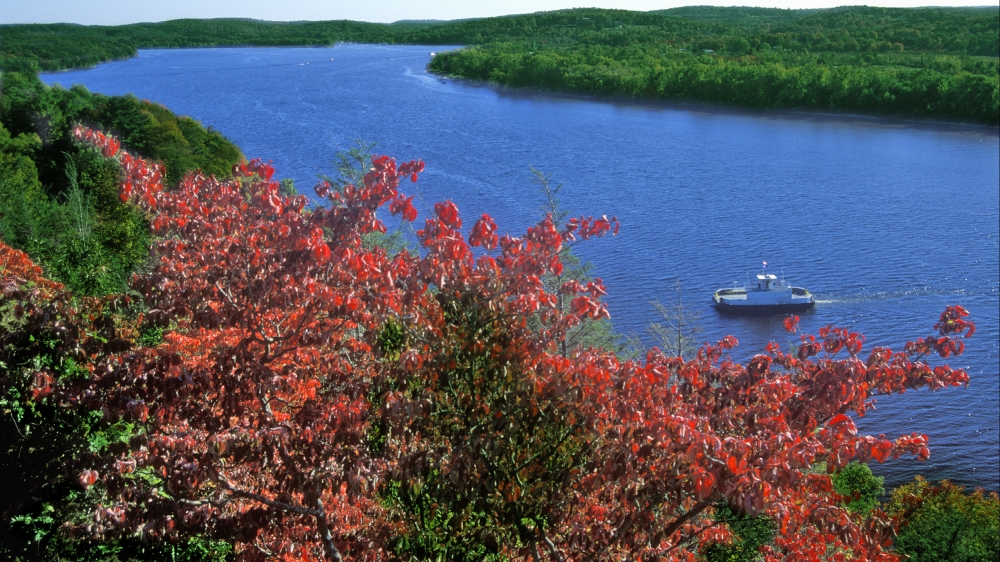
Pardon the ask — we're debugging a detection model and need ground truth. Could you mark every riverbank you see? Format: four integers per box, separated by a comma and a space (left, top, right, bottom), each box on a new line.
428, 44, 998, 125
4, 6, 998, 123
433, 70, 1000, 131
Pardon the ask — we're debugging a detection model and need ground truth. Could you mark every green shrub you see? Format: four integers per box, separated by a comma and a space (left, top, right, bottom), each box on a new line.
1, 71, 243, 296
703, 501, 776, 562
886, 477, 1000, 562
832, 461, 885, 515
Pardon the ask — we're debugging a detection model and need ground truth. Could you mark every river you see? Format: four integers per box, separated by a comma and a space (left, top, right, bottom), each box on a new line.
42, 44, 1000, 492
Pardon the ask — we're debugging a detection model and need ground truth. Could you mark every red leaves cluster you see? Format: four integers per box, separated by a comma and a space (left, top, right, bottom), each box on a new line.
565, 214, 619, 240
1, 127, 977, 561
905, 304, 976, 358
0, 234, 64, 296
468, 213, 498, 249
73, 126, 120, 158
562, 305, 971, 559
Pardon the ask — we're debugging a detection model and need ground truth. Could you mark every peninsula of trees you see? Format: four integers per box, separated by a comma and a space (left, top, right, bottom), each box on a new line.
1, 6, 998, 123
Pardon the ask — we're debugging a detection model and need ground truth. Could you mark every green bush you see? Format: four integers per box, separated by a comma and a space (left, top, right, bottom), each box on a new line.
0, 71, 243, 295
885, 477, 1000, 562
703, 501, 776, 562
832, 461, 885, 515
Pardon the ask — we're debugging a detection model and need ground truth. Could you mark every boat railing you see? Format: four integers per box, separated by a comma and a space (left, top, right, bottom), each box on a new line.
716, 287, 746, 296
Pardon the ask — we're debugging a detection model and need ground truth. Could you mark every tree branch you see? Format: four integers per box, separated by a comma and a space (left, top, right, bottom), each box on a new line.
314, 484, 346, 562
175, 496, 229, 509
649, 499, 714, 550
217, 478, 318, 516
531, 538, 543, 562
661, 519, 723, 555
540, 528, 567, 562
216, 478, 346, 562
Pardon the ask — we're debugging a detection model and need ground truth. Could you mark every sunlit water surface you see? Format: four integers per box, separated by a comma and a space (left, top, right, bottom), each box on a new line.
43, 45, 1000, 492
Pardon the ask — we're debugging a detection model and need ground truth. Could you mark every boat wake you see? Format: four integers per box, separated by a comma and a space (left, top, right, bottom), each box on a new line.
815, 287, 990, 305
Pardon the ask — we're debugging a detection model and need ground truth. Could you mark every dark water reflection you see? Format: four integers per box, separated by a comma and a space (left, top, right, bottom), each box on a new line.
43, 44, 1000, 492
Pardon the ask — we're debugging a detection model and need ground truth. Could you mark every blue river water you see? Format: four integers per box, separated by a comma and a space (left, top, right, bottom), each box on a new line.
42, 44, 1000, 492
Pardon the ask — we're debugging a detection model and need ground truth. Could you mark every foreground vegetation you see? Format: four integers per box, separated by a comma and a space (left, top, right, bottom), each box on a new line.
2, 74, 999, 560
0, 73, 243, 560
1, 6, 997, 123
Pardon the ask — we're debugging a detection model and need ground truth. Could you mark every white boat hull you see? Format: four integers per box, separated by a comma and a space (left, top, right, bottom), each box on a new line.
713, 284, 814, 314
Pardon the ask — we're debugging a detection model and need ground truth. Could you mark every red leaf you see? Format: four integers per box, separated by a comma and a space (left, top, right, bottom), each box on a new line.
79, 470, 98, 489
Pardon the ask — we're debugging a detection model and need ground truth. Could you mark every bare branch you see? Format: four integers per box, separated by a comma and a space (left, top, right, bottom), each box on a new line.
217, 478, 318, 516
314, 484, 346, 562
649, 499, 715, 550
540, 529, 567, 562
660, 519, 724, 556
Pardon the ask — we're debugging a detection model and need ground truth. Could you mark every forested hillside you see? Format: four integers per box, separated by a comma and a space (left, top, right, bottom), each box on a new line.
0, 71, 241, 296
427, 7, 999, 123
1, 6, 997, 122
0, 20, 398, 72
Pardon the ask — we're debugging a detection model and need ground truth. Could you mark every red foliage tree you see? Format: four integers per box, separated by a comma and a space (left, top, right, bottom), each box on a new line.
0, 127, 976, 561
551, 309, 970, 561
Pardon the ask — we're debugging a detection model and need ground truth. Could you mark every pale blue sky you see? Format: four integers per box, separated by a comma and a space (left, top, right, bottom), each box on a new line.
1, 0, 991, 25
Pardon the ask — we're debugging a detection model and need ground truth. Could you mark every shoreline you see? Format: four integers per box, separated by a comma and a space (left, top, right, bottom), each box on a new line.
26, 43, 999, 131
430, 70, 1000, 133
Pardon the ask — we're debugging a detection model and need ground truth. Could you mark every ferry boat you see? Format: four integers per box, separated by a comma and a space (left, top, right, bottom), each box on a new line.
713, 269, 814, 314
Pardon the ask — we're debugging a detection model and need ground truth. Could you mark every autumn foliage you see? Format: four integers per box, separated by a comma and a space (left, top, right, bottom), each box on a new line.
0, 126, 978, 561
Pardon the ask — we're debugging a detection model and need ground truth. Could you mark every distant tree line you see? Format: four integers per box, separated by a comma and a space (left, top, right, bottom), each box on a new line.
0, 20, 397, 72
1, 6, 997, 122
430, 43, 998, 123
427, 7, 999, 124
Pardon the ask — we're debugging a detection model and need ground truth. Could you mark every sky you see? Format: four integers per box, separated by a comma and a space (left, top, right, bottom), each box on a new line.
1, 1, 993, 26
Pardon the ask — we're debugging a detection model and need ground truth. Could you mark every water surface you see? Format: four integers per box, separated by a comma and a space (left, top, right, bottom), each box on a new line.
43, 45, 1000, 491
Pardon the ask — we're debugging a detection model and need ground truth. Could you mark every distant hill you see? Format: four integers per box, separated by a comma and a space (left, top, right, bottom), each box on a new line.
1, 6, 996, 123
651, 6, 821, 25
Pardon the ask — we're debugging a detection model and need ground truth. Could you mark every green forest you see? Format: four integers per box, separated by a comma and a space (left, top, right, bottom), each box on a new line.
1, 6, 997, 122
426, 6, 999, 123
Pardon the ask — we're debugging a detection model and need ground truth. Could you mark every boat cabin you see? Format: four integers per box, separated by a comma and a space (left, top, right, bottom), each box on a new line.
753, 273, 788, 291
